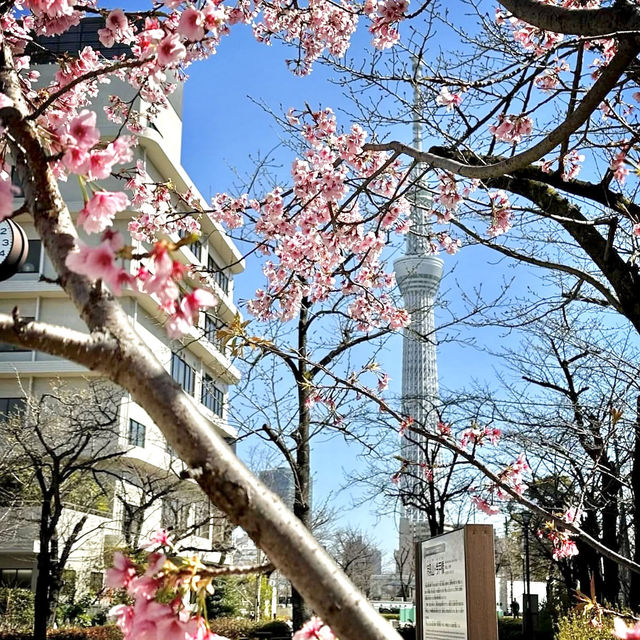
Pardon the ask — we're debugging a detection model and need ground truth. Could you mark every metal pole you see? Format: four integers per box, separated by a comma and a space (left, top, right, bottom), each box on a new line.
523, 517, 532, 640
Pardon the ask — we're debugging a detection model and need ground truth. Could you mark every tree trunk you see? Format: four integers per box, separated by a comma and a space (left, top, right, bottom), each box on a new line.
34, 498, 52, 640
629, 395, 640, 610
292, 301, 312, 630
600, 467, 621, 604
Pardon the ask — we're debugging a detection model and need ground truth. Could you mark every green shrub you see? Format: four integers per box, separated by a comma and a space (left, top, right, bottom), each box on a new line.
380, 613, 399, 621
0, 588, 34, 632
499, 617, 523, 640
208, 618, 257, 640
0, 625, 123, 640
555, 612, 613, 640
252, 620, 291, 638
206, 577, 245, 619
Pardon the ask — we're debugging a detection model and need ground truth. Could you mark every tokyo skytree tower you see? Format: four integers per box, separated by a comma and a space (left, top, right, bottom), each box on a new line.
393, 76, 443, 524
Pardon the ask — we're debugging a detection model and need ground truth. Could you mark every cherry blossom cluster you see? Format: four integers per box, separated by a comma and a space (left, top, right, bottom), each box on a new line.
611, 147, 630, 185
535, 506, 583, 560
539, 149, 586, 181
471, 454, 530, 516
534, 60, 569, 92
487, 190, 513, 238
107, 534, 227, 640
489, 114, 533, 145
614, 619, 640, 640
495, 0, 602, 58
460, 423, 501, 448
429, 172, 479, 240
211, 107, 412, 331
431, 232, 462, 255
435, 86, 463, 111
363, 0, 408, 50
0, 0, 414, 338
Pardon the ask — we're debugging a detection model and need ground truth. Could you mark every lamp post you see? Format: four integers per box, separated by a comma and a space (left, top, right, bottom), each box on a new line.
521, 512, 533, 640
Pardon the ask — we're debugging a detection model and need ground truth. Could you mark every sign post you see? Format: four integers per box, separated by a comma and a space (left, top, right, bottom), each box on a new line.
415, 525, 497, 640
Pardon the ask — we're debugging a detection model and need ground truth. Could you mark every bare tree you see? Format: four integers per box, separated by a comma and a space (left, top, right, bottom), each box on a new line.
0, 382, 123, 637
329, 527, 381, 598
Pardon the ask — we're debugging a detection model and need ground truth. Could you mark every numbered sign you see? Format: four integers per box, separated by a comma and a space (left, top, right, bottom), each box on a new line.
0, 219, 28, 281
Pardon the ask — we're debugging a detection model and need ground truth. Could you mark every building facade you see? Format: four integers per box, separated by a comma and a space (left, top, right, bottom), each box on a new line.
0, 21, 244, 596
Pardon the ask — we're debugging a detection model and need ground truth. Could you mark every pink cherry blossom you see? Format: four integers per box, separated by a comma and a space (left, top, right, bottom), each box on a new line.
614, 619, 640, 640
487, 190, 513, 238
144, 529, 172, 548
293, 617, 335, 640
562, 149, 585, 181
0, 178, 17, 221
166, 288, 217, 339
472, 495, 500, 516
66, 110, 100, 149
611, 149, 630, 184
178, 8, 206, 41
157, 33, 187, 67
435, 87, 463, 111
78, 191, 130, 234
106, 551, 137, 589
489, 114, 533, 144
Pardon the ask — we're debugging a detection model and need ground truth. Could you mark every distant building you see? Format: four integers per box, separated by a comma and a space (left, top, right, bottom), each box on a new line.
258, 467, 295, 510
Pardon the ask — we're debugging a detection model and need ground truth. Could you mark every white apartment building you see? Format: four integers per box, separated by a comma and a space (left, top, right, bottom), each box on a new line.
0, 20, 244, 596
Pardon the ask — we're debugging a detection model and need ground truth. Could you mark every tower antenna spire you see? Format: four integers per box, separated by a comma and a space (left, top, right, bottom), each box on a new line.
407, 57, 430, 256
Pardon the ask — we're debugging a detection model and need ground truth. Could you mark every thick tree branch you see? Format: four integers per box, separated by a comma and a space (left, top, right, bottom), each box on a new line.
498, 0, 640, 37
484, 174, 640, 333
0, 314, 119, 369
364, 39, 640, 179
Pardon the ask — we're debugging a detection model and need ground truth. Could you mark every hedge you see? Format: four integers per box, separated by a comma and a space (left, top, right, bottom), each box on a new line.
0, 626, 122, 640
0, 588, 35, 632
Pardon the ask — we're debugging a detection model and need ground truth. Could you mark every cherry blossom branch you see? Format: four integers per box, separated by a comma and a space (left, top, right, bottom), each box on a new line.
246, 335, 640, 575
0, 313, 118, 366
363, 38, 640, 179
175, 561, 275, 578
0, 42, 404, 640
29, 59, 147, 120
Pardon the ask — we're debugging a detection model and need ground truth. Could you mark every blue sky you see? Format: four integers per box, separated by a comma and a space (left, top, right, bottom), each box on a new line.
177, 17, 527, 559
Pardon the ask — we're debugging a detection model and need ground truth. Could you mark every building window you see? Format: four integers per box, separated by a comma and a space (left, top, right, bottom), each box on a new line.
195, 504, 210, 539
121, 502, 143, 545
207, 254, 229, 295
201, 375, 224, 417
0, 397, 26, 419
60, 570, 77, 601
178, 229, 202, 262
89, 571, 104, 593
128, 419, 146, 448
0, 568, 32, 588
171, 353, 194, 395
192, 239, 203, 261
18, 240, 41, 274
204, 314, 226, 353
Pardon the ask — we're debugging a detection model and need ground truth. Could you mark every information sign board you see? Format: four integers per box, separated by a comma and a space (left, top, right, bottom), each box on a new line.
416, 525, 497, 640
